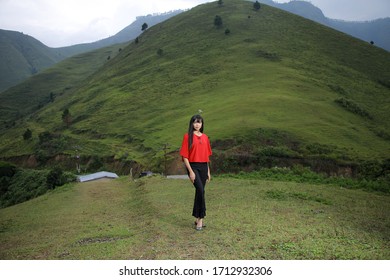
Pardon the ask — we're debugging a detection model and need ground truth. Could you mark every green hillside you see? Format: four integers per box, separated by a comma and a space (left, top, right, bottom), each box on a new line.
0, 0, 389, 174
0, 12, 182, 93
0, 29, 67, 92
0, 43, 127, 125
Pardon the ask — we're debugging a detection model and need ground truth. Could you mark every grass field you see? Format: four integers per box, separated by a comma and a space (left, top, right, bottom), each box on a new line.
1, 175, 388, 260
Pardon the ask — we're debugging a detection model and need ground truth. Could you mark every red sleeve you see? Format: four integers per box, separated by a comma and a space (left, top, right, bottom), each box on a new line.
180, 134, 189, 159
207, 136, 212, 157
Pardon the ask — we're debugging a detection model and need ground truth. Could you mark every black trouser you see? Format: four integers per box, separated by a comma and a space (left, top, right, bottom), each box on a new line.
188, 162, 208, 219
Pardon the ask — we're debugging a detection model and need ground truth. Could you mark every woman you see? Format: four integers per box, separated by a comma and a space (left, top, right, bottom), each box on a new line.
180, 114, 212, 231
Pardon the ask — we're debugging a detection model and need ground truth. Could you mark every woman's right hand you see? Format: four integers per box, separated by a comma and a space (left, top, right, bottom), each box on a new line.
189, 171, 196, 183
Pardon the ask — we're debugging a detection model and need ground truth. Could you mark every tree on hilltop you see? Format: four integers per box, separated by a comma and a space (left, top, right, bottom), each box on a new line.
142, 23, 148, 31
214, 15, 223, 28
62, 108, 72, 127
254, 1, 261, 10
23, 128, 32, 140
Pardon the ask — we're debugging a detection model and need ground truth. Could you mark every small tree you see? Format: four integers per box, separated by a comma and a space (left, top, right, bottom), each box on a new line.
214, 15, 223, 28
225, 28, 231, 35
157, 48, 164, 56
218, 0, 223, 6
141, 23, 148, 31
254, 0, 261, 11
23, 128, 32, 140
62, 108, 72, 127
46, 167, 63, 190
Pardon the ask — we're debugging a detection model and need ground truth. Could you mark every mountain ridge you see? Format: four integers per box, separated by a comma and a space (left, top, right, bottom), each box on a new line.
1, 1, 388, 93
259, 0, 390, 51
0, 11, 182, 92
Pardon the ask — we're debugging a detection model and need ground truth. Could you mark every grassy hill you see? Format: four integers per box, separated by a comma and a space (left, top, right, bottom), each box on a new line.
0, 0, 389, 175
260, 0, 390, 52
0, 29, 67, 92
0, 12, 181, 93
0, 175, 389, 259
0, 43, 127, 125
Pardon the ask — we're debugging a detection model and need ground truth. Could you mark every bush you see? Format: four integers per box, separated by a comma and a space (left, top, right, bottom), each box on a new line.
0, 167, 76, 208
0, 161, 17, 177
23, 129, 32, 140
253, 1, 261, 10
46, 167, 64, 190
217, 165, 389, 193
214, 15, 223, 28
0, 169, 48, 208
335, 98, 372, 119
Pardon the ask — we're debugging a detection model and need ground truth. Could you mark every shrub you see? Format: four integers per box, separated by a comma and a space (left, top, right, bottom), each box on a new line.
334, 98, 372, 119
46, 167, 64, 190
0, 161, 17, 178
23, 129, 32, 140
253, 1, 261, 10
214, 15, 223, 28
1, 168, 76, 208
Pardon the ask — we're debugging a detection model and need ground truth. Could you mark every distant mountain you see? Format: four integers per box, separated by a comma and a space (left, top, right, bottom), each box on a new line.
55, 10, 183, 57
259, 0, 390, 51
0, 11, 182, 93
0, 30, 66, 92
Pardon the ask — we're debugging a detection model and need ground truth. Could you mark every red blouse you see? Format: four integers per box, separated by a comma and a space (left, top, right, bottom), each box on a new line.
180, 133, 212, 162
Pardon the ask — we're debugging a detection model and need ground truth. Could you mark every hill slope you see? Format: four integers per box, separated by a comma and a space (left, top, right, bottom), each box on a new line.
0, 43, 127, 126
55, 11, 183, 57
0, 12, 181, 93
0, 0, 389, 173
0, 30, 66, 92
260, 0, 390, 51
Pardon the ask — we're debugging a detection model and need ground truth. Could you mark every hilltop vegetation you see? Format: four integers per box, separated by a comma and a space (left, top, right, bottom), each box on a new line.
0, 0, 389, 179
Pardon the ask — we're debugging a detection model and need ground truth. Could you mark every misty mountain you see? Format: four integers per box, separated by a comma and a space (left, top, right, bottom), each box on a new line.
0, 11, 182, 92
259, 0, 390, 51
55, 10, 183, 57
0, 29, 66, 92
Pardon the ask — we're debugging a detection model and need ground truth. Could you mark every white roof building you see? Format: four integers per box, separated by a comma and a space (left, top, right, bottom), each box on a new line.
77, 171, 119, 182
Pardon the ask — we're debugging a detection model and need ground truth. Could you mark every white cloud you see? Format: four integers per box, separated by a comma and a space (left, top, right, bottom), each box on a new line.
0, 0, 212, 47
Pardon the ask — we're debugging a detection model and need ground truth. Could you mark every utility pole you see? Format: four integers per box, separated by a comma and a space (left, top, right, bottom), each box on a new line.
74, 146, 81, 173
162, 143, 170, 177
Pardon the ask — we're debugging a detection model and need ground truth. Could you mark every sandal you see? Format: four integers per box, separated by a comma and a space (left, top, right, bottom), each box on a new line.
194, 221, 206, 228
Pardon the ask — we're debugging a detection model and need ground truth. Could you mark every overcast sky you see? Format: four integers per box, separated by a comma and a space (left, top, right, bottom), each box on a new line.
0, 0, 389, 48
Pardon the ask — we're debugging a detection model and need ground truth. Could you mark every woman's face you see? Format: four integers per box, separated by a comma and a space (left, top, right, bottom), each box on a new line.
193, 119, 202, 131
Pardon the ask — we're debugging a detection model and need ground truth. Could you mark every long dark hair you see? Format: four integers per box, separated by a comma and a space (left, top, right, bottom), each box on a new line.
188, 114, 204, 151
